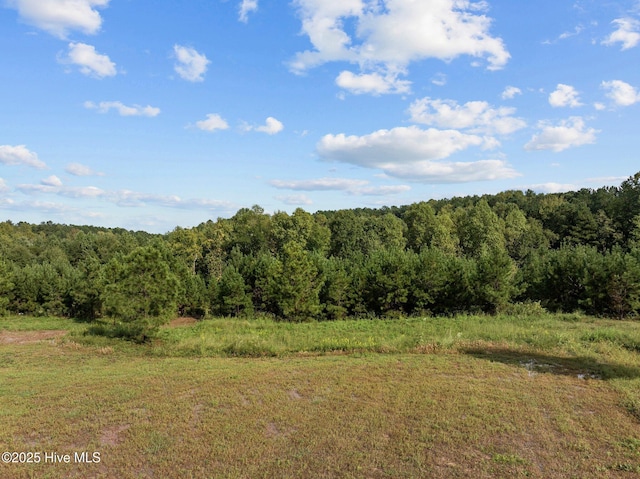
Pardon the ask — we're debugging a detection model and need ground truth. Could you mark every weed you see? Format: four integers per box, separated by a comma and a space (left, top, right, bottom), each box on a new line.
493, 453, 528, 465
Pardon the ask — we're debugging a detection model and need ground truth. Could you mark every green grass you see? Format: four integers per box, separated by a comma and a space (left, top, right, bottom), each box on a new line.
1, 313, 640, 478
0, 315, 87, 332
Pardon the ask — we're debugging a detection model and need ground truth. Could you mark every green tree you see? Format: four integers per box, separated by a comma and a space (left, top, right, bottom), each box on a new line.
404, 202, 438, 252
317, 256, 350, 320
328, 210, 366, 258
407, 248, 449, 314
101, 245, 179, 341
360, 248, 411, 316
0, 260, 14, 315
68, 255, 103, 320
215, 265, 253, 316
456, 200, 505, 257
227, 205, 271, 256
166, 226, 201, 274
264, 242, 323, 321
473, 246, 517, 313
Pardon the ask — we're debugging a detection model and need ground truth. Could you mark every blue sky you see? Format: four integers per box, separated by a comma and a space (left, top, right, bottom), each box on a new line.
1, 0, 639, 233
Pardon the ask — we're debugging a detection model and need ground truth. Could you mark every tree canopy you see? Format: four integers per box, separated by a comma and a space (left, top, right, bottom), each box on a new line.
2, 172, 640, 329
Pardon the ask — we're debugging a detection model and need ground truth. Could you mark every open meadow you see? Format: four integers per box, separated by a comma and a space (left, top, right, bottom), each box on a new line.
1, 313, 640, 478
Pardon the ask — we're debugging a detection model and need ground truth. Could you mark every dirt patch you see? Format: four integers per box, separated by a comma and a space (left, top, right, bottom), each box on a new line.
265, 422, 281, 438
100, 425, 130, 446
287, 389, 302, 400
166, 317, 198, 328
0, 330, 67, 345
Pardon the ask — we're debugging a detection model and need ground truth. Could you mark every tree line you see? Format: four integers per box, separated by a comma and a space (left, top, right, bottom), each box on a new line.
1, 172, 640, 338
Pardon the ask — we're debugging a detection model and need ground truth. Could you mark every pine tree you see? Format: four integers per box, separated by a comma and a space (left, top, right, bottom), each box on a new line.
101, 245, 179, 341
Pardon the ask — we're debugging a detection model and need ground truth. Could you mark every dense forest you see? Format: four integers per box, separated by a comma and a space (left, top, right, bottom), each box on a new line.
2, 172, 640, 337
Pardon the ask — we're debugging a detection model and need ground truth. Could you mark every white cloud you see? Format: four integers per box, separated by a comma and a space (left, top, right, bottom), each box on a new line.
408, 97, 526, 135
603, 18, 640, 50
291, 0, 509, 71
558, 25, 584, 40
84, 101, 160, 117
336, 70, 411, 95
16, 180, 235, 212
0, 145, 47, 169
431, 73, 447, 87
316, 126, 518, 183
195, 114, 229, 132
0, 178, 9, 193
549, 84, 583, 108
501, 86, 522, 100
525, 117, 598, 152
275, 194, 313, 206
584, 175, 628, 185
62, 42, 116, 78
529, 183, 578, 194
318, 126, 487, 165
173, 45, 210, 82
270, 177, 369, 191
18, 183, 105, 198
239, 0, 258, 23
65, 162, 104, 176
354, 184, 411, 196
378, 159, 520, 183
255, 117, 284, 135
270, 176, 410, 196
289, 0, 509, 95
41, 175, 63, 187
7, 0, 109, 38
107, 190, 234, 211
601, 80, 640, 106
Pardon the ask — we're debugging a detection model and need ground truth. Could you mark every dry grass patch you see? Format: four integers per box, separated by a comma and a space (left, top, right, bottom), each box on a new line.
0, 330, 67, 345
1, 337, 639, 478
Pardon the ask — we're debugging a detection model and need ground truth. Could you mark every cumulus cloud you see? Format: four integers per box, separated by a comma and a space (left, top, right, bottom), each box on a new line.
239, 0, 258, 22
84, 101, 160, 117
289, 0, 509, 95
41, 175, 63, 187
336, 70, 411, 95
378, 159, 519, 183
528, 183, 578, 194
255, 117, 284, 135
318, 126, 488, 166
408, 97, 526, 135
65, 162, 104, 176
7, 0, 109, 38
195, 114, 229, 132
173, 45, 210, 82
315, 126, 518, 183
601, 80, 640, 106
61, 42, 116, 78
501, 86, 522, 100
525, 117, 598, 152
549, 84, 583, 108
291, 0, 509, 72
603, 18, 640, 50
270, 177, 410, 196
0, 145, 47, 169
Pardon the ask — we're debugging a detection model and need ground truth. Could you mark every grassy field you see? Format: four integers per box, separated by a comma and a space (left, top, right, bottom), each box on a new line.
1, 313, 640, 478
